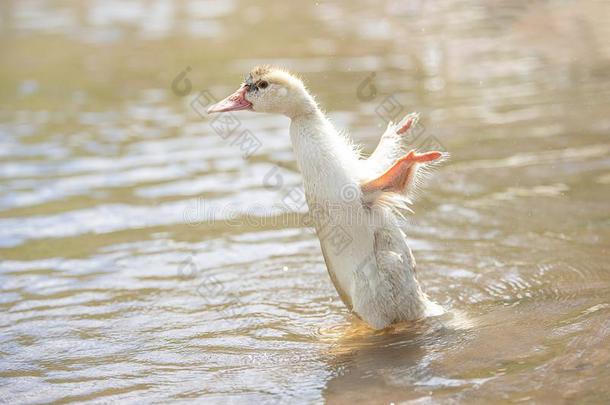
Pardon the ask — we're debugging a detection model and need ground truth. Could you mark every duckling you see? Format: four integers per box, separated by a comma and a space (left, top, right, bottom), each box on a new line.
208, 66, 445, 329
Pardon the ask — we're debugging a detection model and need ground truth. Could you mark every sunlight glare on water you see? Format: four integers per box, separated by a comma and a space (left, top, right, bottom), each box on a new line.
0, 0, 609, 403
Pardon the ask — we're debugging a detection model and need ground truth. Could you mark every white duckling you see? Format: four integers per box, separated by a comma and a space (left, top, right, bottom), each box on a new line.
208, 66, 445, 329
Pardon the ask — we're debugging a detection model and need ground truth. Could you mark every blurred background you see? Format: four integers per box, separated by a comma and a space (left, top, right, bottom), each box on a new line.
1, 0, 609, 403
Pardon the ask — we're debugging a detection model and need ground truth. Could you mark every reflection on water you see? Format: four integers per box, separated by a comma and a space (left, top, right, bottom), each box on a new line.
1, 0, 609, 402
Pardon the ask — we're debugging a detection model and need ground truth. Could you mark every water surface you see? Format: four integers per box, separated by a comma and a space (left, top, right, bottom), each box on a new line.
1, 0, 609, 403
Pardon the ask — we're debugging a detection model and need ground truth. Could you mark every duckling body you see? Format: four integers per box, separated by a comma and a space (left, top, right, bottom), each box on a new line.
290, 110, 443, 329
208, 66, 444, 329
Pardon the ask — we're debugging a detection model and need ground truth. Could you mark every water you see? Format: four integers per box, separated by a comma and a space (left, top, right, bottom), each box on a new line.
1, 0, 609, 403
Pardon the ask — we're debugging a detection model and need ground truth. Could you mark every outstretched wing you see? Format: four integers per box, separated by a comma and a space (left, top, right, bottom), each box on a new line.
362, 112, 447, 205
365, 112, 420, 175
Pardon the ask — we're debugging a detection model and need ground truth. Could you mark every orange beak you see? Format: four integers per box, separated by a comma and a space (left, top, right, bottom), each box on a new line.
207, 84, 253, 113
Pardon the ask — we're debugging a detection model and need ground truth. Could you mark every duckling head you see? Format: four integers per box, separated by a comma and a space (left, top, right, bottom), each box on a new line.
207, 65, 316, 117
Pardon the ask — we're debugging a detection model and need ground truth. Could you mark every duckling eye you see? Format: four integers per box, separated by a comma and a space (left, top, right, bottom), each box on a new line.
258, 80, 269, 89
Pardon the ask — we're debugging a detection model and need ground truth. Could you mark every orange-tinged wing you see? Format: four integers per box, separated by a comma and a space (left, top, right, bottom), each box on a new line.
361, 150, 442, 194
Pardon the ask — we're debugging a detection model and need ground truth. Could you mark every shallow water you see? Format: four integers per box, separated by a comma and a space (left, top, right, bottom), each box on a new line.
1, 0, 609, 403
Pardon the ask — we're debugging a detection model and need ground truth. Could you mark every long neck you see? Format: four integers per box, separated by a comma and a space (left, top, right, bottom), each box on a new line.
288, 106, 361, 204
285, 88, 319, 119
